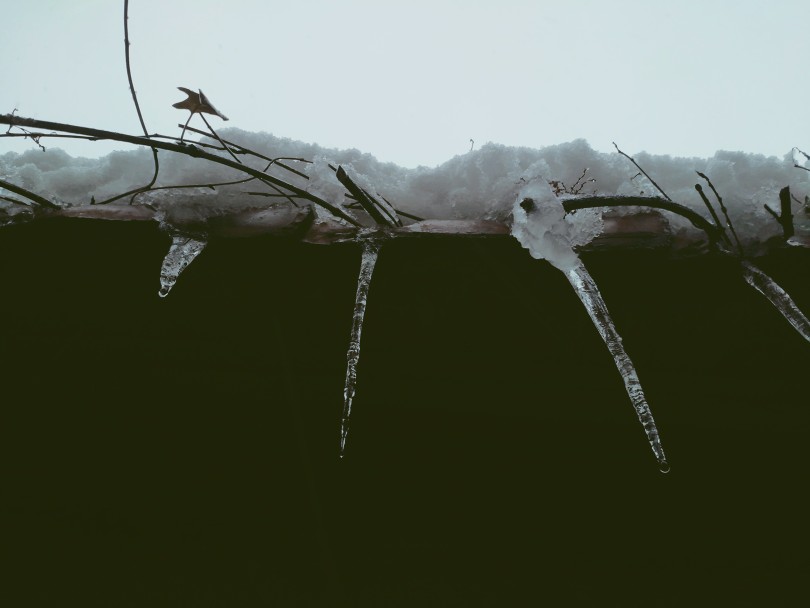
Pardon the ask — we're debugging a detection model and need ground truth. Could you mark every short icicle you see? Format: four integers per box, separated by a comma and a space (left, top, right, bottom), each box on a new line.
340, 239, 381, 456
739, 260, 810, 343
158, 234, 207, 297
565, 261, 670, 472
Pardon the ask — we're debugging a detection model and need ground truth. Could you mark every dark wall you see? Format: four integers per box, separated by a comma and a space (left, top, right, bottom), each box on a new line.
1, 218, 808, 606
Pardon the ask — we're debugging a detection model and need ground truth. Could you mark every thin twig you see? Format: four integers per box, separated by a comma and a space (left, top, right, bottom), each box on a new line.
793, 147, 810, 172
133, 136, 305, 208
696, 171, 743, 255
0, 113, 360, 226
102, 0, 159, 206
199, 114, 241, 164
0, 132, 99, 142
178, 113, 193, 143
613, 142, 672, 201
694, 183, 731, 250
3, 126, 48, 150
178, 124, 312, 179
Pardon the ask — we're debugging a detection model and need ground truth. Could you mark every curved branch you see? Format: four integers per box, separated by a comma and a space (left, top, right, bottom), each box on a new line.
101, 0, 159, 206
0, 113, 360, 226
0, 178, 61, 209
562, 195, 723, 245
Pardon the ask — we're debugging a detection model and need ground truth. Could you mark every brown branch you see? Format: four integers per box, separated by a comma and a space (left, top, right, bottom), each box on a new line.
0, 113, 360, 226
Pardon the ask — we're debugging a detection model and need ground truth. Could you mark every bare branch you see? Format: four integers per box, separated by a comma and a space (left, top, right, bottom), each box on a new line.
696, 171, 743, 255
562, 195, 723, 244
115, 0, 159, 206
0, 113, 360, 226
0, 178, 61, 209
613, 142, 672, 201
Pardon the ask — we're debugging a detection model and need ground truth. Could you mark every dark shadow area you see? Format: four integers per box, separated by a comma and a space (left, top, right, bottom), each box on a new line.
1, 218, 808, 606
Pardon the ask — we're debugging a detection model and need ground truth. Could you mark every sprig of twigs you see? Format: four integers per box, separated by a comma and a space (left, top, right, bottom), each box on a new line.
172, 124, 312, 180
548, 167, 597, 196
128, 150, 311, 208
695, 171, 743, 255
3, 109, 51, 151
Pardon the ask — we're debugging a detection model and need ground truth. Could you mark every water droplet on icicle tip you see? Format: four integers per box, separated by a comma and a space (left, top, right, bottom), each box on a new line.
156, 235, 207, 299
658, 460, 671, 474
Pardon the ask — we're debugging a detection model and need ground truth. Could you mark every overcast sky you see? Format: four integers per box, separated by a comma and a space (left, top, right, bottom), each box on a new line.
2, 0, 808, 167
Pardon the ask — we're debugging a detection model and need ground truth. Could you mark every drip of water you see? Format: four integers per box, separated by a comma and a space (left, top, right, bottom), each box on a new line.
158, 235, 207, 298
739, 260, 810, 343
340, 240, 381, 457
565, 262, 669, 472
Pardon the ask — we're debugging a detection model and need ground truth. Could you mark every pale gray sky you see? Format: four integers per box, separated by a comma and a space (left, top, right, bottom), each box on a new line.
2, 0, 808, 167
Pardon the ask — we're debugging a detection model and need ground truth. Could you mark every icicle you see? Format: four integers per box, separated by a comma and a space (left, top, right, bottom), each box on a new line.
565, 262, 670, 473
739, 260, 810, 343
158, 234, 207, 298
340, 240, 381, 456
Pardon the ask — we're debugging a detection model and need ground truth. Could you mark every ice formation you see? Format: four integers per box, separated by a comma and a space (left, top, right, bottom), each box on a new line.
511, 185, 668, 470
510, 180, 602, 271
158, 234, 207, 298
565, 263, 669, 472
340, 239, 381, 456
3, 127, 810, 471
739, 260, 810, 343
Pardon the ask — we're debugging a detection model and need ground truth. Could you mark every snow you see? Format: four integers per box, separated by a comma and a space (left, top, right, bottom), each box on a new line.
3, 133, 809, 246
510, 179, 602, 271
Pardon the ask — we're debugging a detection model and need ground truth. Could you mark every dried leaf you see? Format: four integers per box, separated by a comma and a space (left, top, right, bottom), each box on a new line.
172, 87, 228, 121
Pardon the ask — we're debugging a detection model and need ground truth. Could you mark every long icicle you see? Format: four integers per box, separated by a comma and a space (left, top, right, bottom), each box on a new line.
340, 239, 381, 456
565, 261, 669, 472
739, 260, 810, 343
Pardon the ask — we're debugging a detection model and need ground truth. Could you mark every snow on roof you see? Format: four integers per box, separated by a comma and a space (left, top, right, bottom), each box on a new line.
2, 130, 808, 244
